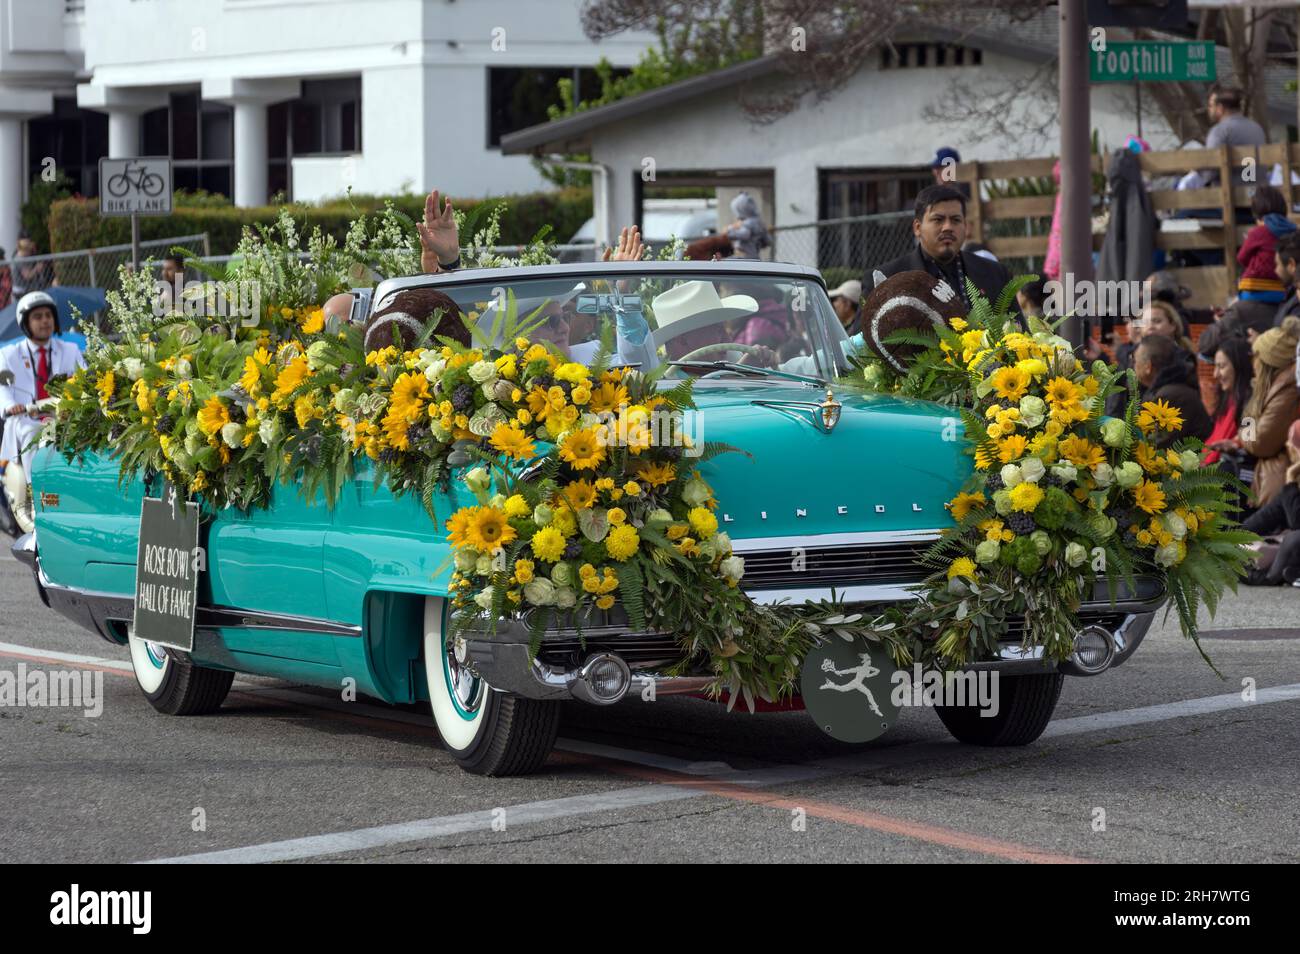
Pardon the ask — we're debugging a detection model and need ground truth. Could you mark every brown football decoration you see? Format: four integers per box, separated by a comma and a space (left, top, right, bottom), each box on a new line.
364, 287, 472, 353
860, 269, 967, 372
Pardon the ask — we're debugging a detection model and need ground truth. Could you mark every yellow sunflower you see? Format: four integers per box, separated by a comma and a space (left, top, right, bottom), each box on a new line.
997, 434, 1029, 463
1057, 434, 1105, 469
1138, 399, 1183, 434
589, 381, 630, 414
559, 427, 607, 470
271, 355, 310, 404
989, 366, 1031, 402
466, 507, 517, 554
1132, 480, 1167, 515
562, 479, 598, 511
637, 460, 677, 487
446, 507, 476, 549
1134, 442, 1167, 475
1043, 376, 1084, 406
389, 371, 429, 422
490, 423, 536, 460
240, 347, 271, 395
197, 396, 230, 437
948, 491, 986, 521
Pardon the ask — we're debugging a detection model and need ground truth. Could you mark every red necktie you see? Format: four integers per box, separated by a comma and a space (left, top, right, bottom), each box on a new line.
36, 346, 49, 400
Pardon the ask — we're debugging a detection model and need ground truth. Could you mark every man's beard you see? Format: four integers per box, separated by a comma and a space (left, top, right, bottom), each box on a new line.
929, 242, 958, 264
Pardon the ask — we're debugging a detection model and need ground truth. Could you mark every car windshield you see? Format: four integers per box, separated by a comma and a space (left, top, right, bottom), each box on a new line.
401, 269, 850, 382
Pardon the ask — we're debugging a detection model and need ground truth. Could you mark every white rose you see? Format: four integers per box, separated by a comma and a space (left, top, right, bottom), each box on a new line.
1000, 464, 1024, 488
1162, 512, 1188, 541
173, 358, 192, 380
1091, 462, 1115, 488
220, 422, 243, 449
1179, 450, 1201, 472
453, 550, 477, 572
488, 493, 507, 510
118, 357, 145, 381
1051, 463, 1078, 483
464, 467, 491, 494
1019, 458, 1046, 484
550, 562, 573, 586
475, 555, 494, 575
719, 556, 745, 581
473, 586, 495, 610
553, 586, 577, 609
1154, 543, 1181, 567
468, 361, 497, 384
682, 477, 711, 508
714, 531, 733, 556
1065, 542, 1087, 567
523, 578, 556, 606
258, 416, 280, 444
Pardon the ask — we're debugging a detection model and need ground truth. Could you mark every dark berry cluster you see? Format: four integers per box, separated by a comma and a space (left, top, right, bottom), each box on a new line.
451, 383, 474, 412
985, 473, 1004, 492
1007, 513, 1036, 535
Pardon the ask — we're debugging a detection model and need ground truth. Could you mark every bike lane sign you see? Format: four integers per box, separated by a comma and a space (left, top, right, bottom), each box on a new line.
98, 157, 173, 216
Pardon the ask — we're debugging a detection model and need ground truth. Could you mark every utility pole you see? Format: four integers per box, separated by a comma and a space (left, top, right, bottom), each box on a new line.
1058, 0, 1093, 351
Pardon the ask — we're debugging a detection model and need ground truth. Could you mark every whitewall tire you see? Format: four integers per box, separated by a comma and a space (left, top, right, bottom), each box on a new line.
126, 626, 234, 715
423, 596, 560, 776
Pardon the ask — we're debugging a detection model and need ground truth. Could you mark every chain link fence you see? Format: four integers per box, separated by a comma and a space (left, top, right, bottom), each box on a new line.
770, 212, 915, 287
0, 234, 211, 307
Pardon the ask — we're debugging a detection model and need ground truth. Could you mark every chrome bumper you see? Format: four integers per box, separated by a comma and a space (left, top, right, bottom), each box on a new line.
461, 577, 1167, 703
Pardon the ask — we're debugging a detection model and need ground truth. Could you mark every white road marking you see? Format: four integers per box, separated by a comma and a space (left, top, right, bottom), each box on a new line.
1041, 683, 1300, 738
142, 785, 705, 864
0, 639, 133, 674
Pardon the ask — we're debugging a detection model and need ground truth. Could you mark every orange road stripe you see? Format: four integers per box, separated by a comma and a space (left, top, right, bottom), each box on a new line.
0, 648, 132, 677
595, 762, 1094, 864
0, 647, 1089, 861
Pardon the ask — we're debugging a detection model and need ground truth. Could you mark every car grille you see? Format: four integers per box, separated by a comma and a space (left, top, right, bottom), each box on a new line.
537, 633, 684, 670
737, 538, 935, 589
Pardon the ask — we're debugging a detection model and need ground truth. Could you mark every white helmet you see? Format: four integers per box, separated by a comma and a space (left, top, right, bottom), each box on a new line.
16, 291, 59, 337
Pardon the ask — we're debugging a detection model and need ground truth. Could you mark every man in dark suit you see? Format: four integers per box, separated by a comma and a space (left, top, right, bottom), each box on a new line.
864, 184, 1020, 319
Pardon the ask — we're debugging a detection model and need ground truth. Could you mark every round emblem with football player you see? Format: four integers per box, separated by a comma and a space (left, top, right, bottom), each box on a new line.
800, 636, 902, 743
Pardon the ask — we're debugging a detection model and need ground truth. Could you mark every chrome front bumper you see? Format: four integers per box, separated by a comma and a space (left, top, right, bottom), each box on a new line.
460, 577, 1168, 703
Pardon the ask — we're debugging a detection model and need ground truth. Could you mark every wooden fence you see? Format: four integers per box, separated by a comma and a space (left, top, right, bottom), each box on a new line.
954, 142, 1300, 308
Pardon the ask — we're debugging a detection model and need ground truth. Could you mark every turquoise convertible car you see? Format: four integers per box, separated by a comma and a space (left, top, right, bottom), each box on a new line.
10, 261, 1165, 775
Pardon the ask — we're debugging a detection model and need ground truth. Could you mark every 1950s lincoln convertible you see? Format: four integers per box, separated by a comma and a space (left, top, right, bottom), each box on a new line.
10, 261, 1165, 776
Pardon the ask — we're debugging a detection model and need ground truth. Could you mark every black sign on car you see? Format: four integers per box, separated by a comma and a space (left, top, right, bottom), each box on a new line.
132, 484, 200, 653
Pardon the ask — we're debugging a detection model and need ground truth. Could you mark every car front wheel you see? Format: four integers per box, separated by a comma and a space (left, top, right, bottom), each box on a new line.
127, 627, 234, 715
934, 671, 1063, 746
424, 597, 560, 776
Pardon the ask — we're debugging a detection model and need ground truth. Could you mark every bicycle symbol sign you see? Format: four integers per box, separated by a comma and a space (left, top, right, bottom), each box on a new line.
98, 156, 173, 217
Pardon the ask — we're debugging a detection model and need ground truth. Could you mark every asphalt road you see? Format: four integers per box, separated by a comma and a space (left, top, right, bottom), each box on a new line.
2, 548, 1299, 865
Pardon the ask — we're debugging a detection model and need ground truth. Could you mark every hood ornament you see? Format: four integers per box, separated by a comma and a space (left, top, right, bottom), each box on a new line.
752, 388, 842, 434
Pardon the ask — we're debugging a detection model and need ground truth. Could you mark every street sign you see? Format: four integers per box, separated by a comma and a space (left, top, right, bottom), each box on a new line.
1090, 41, 1216, 83
97, 156, 173, 216
132, 483, 200, 653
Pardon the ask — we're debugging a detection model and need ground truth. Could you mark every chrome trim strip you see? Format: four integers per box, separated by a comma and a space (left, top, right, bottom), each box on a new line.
730, 529, 944, 552
35, 564, 360, 637
10, 532, 37, 569
745, 583, 921, 604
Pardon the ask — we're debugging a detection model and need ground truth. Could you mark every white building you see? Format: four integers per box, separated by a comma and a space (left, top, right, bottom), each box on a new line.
0, 0, 652, 255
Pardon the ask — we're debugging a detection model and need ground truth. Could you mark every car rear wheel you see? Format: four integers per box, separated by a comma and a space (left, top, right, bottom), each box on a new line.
424, 596, 560, 776
127, 627, 234, 715
935, 672, 1063, 746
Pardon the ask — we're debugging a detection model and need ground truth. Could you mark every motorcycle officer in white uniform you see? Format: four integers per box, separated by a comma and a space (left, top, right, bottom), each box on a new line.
1, 291, 86, 533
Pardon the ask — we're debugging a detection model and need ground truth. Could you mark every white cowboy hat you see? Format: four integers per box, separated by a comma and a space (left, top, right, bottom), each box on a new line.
650, 280, 757, 329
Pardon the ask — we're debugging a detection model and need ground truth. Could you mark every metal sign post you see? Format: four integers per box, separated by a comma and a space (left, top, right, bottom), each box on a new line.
97, 156, 173, 273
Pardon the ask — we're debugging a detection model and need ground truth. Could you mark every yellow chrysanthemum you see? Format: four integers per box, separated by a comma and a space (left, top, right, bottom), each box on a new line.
553, 362, 590, 384
1132, 480, 1167, 515
688, 506, 718, 538
196, 396, 230, 437
1008, 481, 1044, 512
605, 524, 640, 562
96, 371, 116, 408
294, 394, 322, 430
989, 366, 1031, 401
530, 526, 566, 561
490, 423, 536, 460
947, 557, 977, 580
466, 507, 517, 554
948, 491, 986, 521
559, 427, 606, 470
300, 308, 325, 334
